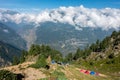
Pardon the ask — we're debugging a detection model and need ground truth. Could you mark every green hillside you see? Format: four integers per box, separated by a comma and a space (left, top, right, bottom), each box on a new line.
0, 41, 21, 67
69, 31, 120, 80
0, 23, 26, 49
0, 30, 120, 80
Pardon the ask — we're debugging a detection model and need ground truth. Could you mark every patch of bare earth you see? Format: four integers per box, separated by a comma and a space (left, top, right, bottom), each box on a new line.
24, 68, 46, 80
0, 62, 46, 80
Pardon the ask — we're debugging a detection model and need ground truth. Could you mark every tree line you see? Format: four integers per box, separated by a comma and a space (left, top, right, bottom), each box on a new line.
65, 30, 120, 62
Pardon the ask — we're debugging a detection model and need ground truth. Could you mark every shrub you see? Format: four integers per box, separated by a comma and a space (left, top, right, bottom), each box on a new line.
30, 55, 47, 68
0, 70, 17, 80
108, 53, 114, 59
89, 62, 94, 66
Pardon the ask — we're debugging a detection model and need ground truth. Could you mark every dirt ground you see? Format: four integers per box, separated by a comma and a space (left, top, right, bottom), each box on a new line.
0, 62, 46, 80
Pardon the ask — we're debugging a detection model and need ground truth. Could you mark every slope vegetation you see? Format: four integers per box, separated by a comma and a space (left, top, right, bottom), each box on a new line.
0, 41, 21, 67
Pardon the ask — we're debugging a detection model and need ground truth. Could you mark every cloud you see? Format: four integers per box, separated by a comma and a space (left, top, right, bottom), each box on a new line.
0, 5, 120, 30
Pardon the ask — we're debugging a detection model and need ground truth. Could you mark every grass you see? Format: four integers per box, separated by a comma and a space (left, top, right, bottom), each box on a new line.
39, 62, 119, 80
40, 70, 67, 80
40, 64, 67, 80
66, 65, 113, 80
73, 58, 120, 80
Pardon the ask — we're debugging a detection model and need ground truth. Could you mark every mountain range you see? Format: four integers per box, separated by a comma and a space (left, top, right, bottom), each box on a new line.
0, 10, 116, 55
0, 9, 118, 67
0, 23, 26, 50
6, 21, 115, 54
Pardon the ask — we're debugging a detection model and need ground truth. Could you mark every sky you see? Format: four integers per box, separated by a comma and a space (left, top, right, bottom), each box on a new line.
0, 0, 120, 10
0, 0, 120, 30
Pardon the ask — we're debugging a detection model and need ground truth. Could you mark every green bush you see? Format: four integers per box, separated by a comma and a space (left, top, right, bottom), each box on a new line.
89, 62, 94, 66
108, 53, 114, 59
30, 55, 47, 68
0, 70, 17, 80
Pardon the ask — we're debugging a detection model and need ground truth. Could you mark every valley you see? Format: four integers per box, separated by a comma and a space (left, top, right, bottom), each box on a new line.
0, 2, 120, 80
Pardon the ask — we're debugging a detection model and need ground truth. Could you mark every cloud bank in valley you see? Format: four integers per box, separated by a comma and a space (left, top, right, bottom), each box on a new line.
0, 5, 120, 30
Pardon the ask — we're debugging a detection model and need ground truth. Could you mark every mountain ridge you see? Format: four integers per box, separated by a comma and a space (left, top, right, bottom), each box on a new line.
0, 22, 26, 50
0, 41, 21, 67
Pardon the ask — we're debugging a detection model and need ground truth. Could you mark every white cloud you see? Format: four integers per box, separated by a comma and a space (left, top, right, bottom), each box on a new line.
0, 5, 120, 30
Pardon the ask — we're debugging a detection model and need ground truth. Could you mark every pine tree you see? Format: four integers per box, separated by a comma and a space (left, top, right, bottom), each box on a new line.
29, 44, 35, 55
12, 56, 19, 65
20, 50, 27, 63
66, 53, 73, 62
73, 48, 80, 60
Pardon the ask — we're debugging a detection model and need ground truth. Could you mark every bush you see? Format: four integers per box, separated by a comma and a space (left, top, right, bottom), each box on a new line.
30, 55, 47, 68
108, 53, 114, 59
89, 62, 94, 66
0, 70, 17, 80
